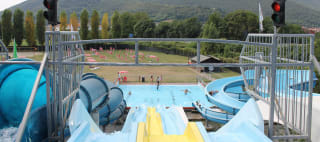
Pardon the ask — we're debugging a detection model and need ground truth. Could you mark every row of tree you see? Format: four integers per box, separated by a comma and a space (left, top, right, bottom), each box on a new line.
0, 9, 45, 46
0, 8, 306, 47
76, 9, 202, 40
75, 9, 305, 41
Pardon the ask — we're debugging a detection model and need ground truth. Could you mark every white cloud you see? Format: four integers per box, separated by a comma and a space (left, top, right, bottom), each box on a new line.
0, 0, 27, 12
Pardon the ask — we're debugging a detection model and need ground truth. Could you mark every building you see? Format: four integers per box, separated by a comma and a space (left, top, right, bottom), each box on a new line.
302, 26, 320, 34
191, 55, 221, 72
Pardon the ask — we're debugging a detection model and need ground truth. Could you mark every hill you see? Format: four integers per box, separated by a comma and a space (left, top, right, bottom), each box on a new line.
292, 0, 320, 11
3, 0, 320, 27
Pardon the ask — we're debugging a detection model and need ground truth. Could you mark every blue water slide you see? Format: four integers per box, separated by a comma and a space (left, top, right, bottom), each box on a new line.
157, 107, 187, 135
77, 73, 126, 125
223, 80, 251, 101
206, 99, 271, 142
205, 76, 246, 114
192, 101, 233, 124
68, 100, 146, 142
0, 58, 48, 128
67, 99, 271, 142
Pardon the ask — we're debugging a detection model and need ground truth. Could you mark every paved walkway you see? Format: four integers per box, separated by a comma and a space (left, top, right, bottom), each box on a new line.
187, 68, 215, 81
8, 51, 42, 58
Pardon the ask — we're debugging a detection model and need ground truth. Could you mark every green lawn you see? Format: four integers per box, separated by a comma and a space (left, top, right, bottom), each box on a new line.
28, 50, 241, 83
211, 68, 240, 79
82, 50, 195, 83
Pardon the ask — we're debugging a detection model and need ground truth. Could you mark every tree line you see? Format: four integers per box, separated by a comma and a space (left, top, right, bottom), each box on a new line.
0, 8, 305, 48
0, 9, 45, 47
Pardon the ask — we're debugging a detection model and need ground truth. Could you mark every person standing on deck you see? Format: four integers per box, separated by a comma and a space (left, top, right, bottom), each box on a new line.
118, 72, 121, 82
156, 76, 160, 90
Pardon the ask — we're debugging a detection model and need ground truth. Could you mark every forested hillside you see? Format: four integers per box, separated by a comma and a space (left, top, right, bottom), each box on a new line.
3, 0, 320, 26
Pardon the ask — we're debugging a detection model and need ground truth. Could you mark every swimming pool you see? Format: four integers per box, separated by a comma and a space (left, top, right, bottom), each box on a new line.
119, 85, 213, 107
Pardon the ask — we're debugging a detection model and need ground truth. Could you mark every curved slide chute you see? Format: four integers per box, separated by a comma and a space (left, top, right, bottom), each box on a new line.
77, 73, 126, 125
204, 77, 246, 114
192, 101, 233, 124
0, 58, 47, 128
0, 59, 125, 135
193, 76, 250, 124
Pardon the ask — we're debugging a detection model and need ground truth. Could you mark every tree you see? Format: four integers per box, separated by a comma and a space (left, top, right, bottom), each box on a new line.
202, 12, 224, 38
70, 12, 79, 31
59, 10, 67, 31
1, 10, 12, 46
101, 13, 109, 39
36, 10, 46, 46
120, 12, 136, 38
279, 24, 304, 34
111, 11, 121, 38
315, 32, 320, 51
167, 21, 180, 38
80, 9, 89, 40
24, 11, 36, 46
134, 19, 155, 38
13, 9, 24, 46
154, 22, 170, 38
134, 12, 149, 22
90, 10, 100, 39
224, 10, 259, 40
262, 17, 273, 33
202, 23, 219, 38
182, 17, 201, 38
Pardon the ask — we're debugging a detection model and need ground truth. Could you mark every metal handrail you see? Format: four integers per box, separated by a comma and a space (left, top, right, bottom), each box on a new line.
15, 53, 48, 142
313, 55, 320, 74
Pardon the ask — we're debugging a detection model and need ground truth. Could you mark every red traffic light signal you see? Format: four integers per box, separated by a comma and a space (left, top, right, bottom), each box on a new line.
272, 2, 281, 12
271, 0, 285, 27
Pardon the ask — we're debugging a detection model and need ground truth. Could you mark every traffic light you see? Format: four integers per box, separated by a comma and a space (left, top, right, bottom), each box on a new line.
271, 0, 285, 27
43, 0, 59, 25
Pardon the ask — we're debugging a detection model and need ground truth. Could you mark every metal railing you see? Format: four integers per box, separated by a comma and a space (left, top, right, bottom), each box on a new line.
240, 33, 315, 141
45, 31, 84, 141
31, 31, 316, 141
15, 53, 48, 142
313, 55, 320, 74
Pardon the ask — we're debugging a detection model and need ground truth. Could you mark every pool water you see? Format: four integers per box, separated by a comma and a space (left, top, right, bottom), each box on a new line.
119, 85, 213, 107
0, 127, 17, 141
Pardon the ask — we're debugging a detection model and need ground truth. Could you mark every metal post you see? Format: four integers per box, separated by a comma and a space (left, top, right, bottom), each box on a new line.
45, 64, 52, 140
135, 41, 139, 64
45, 30, 52, 141
254, 52, 263, 91
307, 36, 314, 141
57, 32, 64, 141
268, 26, 278, 139
197, 41, 200, 64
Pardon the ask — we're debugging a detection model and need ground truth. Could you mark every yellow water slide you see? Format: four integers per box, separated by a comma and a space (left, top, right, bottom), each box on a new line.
136, 108, 204, 142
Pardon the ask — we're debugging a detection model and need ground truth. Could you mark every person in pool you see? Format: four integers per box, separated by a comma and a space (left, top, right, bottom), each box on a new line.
209, 90, 219, 95
184, 89, 191, 95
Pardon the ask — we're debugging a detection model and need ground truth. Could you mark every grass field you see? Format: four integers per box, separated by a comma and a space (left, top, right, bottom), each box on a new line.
28, 50, 240, 83
211, 68, 240, 79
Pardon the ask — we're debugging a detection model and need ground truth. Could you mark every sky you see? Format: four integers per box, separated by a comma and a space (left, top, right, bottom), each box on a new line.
0, 0, 26, 11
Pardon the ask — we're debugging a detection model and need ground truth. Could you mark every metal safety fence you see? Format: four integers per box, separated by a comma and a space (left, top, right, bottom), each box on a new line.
0, 31, 314, 141
240, 33, 315, 140
45, 31, 84, 141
